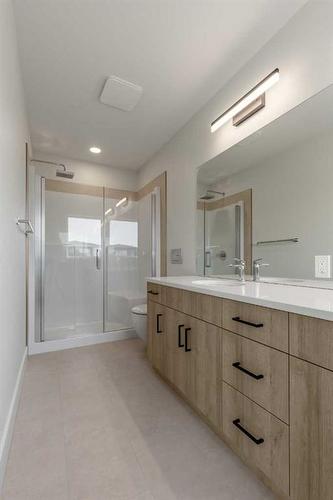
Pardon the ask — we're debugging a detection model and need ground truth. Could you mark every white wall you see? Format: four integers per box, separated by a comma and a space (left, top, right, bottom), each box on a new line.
0, 0, 30, 487
138, 0, 333, 275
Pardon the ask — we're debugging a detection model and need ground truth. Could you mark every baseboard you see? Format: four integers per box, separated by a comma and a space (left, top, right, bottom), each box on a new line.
0, 347, 27, 492
28, 328, 137, 355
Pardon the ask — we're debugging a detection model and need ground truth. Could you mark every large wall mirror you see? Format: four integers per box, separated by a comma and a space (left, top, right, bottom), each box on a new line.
197, 83, 333, 287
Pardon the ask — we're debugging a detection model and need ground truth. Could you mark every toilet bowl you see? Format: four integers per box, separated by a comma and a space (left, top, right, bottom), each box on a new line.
131, 303, 147, 343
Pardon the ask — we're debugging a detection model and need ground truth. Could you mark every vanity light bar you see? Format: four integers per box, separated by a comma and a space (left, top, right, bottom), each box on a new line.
116, 197, 128, 208
211, 68, 280, 133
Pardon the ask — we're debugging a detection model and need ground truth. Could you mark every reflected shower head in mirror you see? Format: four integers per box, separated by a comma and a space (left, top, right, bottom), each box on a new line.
200, 190, 225, 200
30, 159, 75, 179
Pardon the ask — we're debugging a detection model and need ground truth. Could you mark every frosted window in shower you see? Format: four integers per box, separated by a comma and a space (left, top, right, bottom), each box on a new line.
68, 217, 101, 245
109, 220, 138, 248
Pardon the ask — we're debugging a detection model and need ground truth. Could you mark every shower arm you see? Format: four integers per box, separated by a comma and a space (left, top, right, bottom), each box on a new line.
30, 158, 67, 172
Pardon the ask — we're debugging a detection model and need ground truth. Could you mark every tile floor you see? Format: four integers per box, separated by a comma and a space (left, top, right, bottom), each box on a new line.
1, 339, 275, 500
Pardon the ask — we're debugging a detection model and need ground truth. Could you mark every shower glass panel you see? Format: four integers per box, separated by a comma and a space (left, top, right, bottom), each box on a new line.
43, 182, 103, 340
36, 178, 161, 344
104, 191, 141, 332
204, 201, 244, 276
137, 188, 160, 294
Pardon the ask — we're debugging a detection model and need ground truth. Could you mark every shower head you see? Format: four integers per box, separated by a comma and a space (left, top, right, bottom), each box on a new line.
200, 192, 215, 200
31, 159, 75, 179
56, 169, 74, 179
200, 189, 225, 200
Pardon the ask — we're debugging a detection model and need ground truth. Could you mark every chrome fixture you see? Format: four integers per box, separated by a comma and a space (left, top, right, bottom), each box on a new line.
211, 68, 280, 132
31, 159, 75, 179
229, 258, 246, 282
16, 217, 34, 235
200, 189, 225, 200
256, 237, 299, 245
252, 258, 269, 282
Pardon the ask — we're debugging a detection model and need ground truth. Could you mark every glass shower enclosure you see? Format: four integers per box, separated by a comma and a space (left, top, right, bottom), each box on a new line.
34, 177, 160, 344
198, 200, 244, 276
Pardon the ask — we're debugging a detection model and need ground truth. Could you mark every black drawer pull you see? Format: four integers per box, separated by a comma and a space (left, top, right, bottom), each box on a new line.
232, 316, 263, 328
156, 313, 163, 334
185, 327, 191, 352
178, 324, 184, 347
148, 290, 159, 295
232, 418, 264, 445
232, 362, 264, 380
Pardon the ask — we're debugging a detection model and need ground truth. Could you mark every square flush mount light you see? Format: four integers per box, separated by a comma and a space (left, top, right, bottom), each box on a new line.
211, 68, 279, 132
100, 76, 143, 112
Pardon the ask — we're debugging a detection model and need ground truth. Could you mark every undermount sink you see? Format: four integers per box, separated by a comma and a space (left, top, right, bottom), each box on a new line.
191, 279, 244, 286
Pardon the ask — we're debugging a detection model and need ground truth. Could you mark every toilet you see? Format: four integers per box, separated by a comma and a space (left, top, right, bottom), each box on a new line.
131, 303, 147, 343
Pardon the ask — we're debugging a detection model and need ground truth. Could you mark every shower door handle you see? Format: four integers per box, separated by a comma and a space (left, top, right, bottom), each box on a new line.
96, 249, 101, 270
205, 251, 211, 268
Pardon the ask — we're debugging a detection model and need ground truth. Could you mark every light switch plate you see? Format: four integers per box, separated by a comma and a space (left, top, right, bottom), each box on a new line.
315, 255, 331, 278
171, 248, 183, 264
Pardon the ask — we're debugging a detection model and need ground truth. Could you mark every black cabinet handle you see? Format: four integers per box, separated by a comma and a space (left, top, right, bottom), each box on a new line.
232, 419, 264, 445
185, 328, 191, 352
148, 290, 159, 295
156, 314, 163, 334
178, 324, 185, 347
232, 316, 263, 328
232, 362, 264, 380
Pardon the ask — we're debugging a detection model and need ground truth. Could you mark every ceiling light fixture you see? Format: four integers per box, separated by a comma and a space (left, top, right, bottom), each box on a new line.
89, 146, 101, 154
211, 68, 280, 133
115, 197, 128, 208
105, 208, 114, 216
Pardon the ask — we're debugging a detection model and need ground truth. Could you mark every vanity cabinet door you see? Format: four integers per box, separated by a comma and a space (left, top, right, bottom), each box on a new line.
290, 357, 333, 500
151, 303, 167, 376
165, 307, 189, 396
186, 316, 220, 428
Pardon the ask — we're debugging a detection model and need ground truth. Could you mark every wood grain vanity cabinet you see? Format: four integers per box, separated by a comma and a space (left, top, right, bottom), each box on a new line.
222, 382, 290, 496
290, 357, 333, 500
147, 282, 333, 500
222, 330, 289, 423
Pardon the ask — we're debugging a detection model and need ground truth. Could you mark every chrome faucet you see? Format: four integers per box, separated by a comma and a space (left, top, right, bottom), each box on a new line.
252, 258, 269, 282
229, 258, 246, 282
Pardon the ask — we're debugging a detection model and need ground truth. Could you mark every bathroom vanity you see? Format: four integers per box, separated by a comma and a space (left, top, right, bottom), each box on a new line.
147, 276, 333, 500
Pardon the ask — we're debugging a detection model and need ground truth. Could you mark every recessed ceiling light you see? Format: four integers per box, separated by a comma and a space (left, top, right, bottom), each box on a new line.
89, 146, 101, 154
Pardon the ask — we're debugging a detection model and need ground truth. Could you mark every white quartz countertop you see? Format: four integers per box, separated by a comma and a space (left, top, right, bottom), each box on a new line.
147, 276, 333, 321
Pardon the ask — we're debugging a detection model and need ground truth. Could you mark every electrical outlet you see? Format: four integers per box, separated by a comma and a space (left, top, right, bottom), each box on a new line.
315, 255, 331, 278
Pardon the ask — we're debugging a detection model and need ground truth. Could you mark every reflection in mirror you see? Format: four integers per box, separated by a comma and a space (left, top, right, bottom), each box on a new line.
197, 189, 252, 278
197, 83, 333, 287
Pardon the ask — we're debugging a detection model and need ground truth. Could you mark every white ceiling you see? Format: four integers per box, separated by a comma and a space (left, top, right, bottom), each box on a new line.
13, 0, 307, 170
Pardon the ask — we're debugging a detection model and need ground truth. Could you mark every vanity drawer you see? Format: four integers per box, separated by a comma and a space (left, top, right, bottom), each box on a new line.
147, 283, 165, 304
290, 313, 333, 370
222, 330, 289, 422
182, 291, 222, 326
223, 299, 288, 352
165, 286, 184, 310
222, 383, 289, 496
